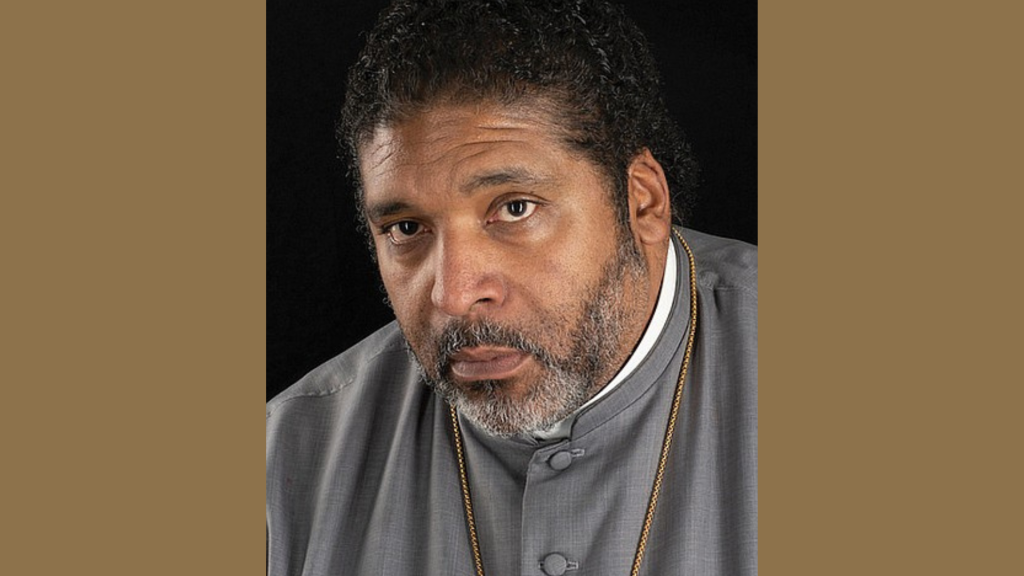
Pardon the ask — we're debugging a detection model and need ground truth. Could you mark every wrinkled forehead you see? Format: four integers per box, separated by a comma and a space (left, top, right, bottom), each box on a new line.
358, 101, 567, 179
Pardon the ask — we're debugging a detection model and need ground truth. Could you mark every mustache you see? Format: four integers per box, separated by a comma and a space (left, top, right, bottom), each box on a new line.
434, 319, 553, 374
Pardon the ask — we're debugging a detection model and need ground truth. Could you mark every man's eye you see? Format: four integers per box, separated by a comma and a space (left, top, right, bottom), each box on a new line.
384, 220, 424, 244
493, 200, 538, 223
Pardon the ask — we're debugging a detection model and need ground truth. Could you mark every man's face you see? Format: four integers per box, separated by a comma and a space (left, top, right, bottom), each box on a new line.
359, 101, 656, 437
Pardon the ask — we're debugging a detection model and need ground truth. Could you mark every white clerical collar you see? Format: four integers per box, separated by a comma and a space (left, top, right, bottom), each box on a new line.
531, 239, 678, 440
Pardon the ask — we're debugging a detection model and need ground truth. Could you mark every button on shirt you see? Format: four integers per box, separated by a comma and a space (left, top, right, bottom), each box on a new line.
541, 552, 573, 575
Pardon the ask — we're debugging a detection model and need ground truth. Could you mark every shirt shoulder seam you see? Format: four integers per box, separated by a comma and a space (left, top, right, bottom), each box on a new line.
266, 339, 409, 420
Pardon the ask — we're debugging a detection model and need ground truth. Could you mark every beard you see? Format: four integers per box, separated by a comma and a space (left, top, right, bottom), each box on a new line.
403, 238, 650, 438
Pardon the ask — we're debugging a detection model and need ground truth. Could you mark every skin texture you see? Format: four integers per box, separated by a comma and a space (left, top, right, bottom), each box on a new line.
359, 100, 673, 436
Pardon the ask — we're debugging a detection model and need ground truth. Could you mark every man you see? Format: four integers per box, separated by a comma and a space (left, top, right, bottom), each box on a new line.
267, 0, 757, 574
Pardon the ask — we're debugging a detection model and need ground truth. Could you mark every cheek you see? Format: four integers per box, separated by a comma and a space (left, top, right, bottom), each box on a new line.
379, 263, 431, 326
529, 250, 593, 299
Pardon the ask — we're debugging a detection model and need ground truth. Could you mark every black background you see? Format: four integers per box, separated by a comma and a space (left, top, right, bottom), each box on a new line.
267, 0, 757, 400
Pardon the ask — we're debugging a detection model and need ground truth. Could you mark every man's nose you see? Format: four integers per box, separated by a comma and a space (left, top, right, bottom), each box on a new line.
429, 234, 506, 318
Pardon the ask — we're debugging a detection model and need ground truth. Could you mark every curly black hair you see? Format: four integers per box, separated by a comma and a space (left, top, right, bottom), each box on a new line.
338, 0, 698, 229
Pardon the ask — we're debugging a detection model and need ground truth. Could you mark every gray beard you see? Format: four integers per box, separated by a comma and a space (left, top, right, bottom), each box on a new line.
412, 240, 649, 438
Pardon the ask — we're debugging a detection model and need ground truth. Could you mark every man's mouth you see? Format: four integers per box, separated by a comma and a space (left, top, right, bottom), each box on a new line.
448, 346, 530, 381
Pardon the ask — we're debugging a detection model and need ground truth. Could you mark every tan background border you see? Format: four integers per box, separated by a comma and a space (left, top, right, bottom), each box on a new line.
761, 0, 1023, 573
2, 0, 1022, 573
2, 1, 265, 573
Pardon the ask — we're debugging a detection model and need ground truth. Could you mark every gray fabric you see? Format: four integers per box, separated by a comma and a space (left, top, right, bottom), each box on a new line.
267, 228, 758, 575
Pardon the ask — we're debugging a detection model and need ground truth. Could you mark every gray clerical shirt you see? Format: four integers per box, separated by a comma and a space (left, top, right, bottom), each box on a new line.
267, 228, 758, 575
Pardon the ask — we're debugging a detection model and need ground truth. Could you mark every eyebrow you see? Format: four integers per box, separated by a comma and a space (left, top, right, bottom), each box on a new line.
459, 167, 548, 194
364, 200, 413, 223
364, 168, 552, 223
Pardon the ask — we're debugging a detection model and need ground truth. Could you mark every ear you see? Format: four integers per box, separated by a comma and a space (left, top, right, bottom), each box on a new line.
626, 148, 673, 246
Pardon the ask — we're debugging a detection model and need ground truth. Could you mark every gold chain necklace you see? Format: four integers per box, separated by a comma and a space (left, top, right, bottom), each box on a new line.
449, 229, 698, 576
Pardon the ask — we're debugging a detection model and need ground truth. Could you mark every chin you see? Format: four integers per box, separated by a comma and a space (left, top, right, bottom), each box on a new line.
446, 375, 588, 438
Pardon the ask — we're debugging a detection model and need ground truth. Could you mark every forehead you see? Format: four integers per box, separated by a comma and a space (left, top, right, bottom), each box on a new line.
354, 100, 577, 188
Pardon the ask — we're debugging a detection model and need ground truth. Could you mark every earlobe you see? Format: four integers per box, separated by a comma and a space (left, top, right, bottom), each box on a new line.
627, 149, 673, 245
